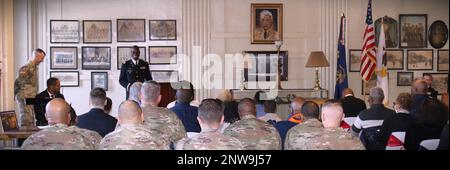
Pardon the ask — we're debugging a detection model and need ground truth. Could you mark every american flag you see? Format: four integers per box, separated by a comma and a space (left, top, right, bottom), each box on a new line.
360, 0, 377, 81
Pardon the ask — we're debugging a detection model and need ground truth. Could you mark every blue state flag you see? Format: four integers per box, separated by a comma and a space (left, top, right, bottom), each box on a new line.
334, 14, 349, 99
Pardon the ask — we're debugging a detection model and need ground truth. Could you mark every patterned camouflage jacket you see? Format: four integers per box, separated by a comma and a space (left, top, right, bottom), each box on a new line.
21, 124, 100, 150
175, 129, 244, 150
284, 119, 365, 150
223, 115, 282, 150
14, 61, 38, 99
99, 123, 171, 150
141, 104, 186, 143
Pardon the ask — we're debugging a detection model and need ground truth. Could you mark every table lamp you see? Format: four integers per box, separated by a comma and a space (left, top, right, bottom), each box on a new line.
305, 51, 330, 90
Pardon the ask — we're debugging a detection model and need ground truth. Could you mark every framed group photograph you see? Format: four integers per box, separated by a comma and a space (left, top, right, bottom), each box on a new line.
50, 20, 79, 43
50, 47, 78, 70
91, 72, 108, 91
117, 46, 146, 70
117, 19, 146, 42
428, 20, 449, 49
399, 14, 427, 48
386, 49, 404, 70
82, 47, 111, 70
349, 50, 362, 72
251, 3, 283, 44
151, 71, 179, 83
83, 20, 112, 43
362, 72, 389, 95
243, 51, 288, 82
149, 46, 177, 65
375, 16, 398, 48
424, 73, 448, 94
407, 49, 433, 70
438, 50, 449, 71
397, 72, 414, 86
149, 20, 177, 40
50, 71, 79, 87
0, 111, 18, 133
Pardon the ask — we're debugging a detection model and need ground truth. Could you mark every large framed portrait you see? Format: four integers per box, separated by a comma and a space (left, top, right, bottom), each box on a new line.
424, 73, 448, 94
428, 20, 449, 49
50, 20, 79, 43
407, 49, 433, 70
397, 72, 414, 86
438, 50, 449, 71
50, 47, 78, 70
81, 47, 111, 70
399, 14, 427, 48
50, 71, 79, 87
362, 72, 389, 95
0, 111, 18, 133
243, 51, 288, 82
91, 72, 108, 91
83, 20, 112, 43
386, 49, 404, 70
251, 3, 283, 44
375, 16, 398, 48
117, 19, 146, 42
149, 20, 177, 40
149, 46, 177, 65
349, 49, 362, 72
151, 71, 179, 83
117, 46, 146, 70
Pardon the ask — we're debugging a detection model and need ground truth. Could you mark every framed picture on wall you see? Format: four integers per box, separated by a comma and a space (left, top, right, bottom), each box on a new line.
428, 20, 448, 49
399, 14, 427, 48
50, 47, 78, 70
50, 20, 80, 43
423, 73, 448, 94
397, 72, 414, 86
149, 20, 177, 40
149, 46, 177, 65
82, 47, 111, 70
386, 49, 404, 70
117, 19, 146, 42
50, 71, 79, 87
349, 49, 362, 72
91, 72, 108, 91
83, 20, 112, 43
243, 51, 288, 82
151, 71, 179, 83
407, 49, 433, 70
375, 16, 398, 48
438, 49, 449, 71
117, 46, 146, 70
361, 73, 389, 95
251, 3, 283, 44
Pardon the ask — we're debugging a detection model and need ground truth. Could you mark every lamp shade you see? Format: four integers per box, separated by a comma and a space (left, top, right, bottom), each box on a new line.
305, 51, 330, 67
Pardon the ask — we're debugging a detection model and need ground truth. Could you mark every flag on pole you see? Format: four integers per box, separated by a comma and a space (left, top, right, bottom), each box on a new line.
334, 14, 348, 99
377, 19, 389, 105
360, 0, 377, 82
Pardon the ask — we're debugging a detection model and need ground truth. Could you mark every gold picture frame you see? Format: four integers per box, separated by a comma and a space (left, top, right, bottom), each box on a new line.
251, 3, 283, 44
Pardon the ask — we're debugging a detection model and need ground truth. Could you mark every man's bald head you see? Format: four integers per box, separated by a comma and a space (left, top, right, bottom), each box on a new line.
45, 98, 70, 125
342, 88, 354, 98
238, 98, 256, 117
289, 97, 305, 114
412, 79, 428, 95
118, 100, 143, 125
321, 99, 344, 128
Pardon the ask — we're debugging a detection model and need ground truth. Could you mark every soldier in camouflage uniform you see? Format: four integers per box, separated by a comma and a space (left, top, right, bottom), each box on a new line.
21, 99, 101, 150
140, 81, 186, 144
285, 100, 365, 150
14, 49, 46, 129
176, 99, 243, 150
223, 98, 281, 150
100, 100, 171, 150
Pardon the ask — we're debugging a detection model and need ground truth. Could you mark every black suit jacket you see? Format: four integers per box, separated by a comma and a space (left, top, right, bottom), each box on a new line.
34, 90, 77, 126
119, 59, 152, 91
76, 108, 117, 137
341, 95, 367, 117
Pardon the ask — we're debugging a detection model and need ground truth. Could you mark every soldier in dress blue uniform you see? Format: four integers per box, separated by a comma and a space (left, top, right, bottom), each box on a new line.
119, 46, 152, 99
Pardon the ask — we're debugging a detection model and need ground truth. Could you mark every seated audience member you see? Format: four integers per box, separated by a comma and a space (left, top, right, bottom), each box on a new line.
423, 73, 438, 99
254, 91, 266, 118
140, 81, 186, 143
285, 99, 364, 150
22, 99, 101, 150
275, 97, 306, 149
99, 100, 170, 150
376, 93, 416, 149
104, 97, 113, 115
410, 79, 429, 120
176, 99, 243, 150
283, 100, 320, 149
167, 81, 199, 108
340, 88, 366, 117
351, 87, 395, 150
437, 124, 449, 150
223, 98, 281, 150
170, 87, 201, 133
258, 100, 282, 123
216, 89, 240, 133
404, 98, 448, 150
77, 88, 117, 137
128, 82, 143, 105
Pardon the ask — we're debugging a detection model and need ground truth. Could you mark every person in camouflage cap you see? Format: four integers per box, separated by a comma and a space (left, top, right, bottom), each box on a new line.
176, 99, 243, 150
14, 48, 46, 129
284, 100, 365, 150
223, 98, 281, 150
21, 99, 101, 150
99, 100, 171, 150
